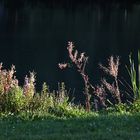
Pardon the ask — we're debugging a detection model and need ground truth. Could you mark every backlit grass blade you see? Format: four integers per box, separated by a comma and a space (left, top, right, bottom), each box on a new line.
138, 50, 140, 98
127, 53, 138, 100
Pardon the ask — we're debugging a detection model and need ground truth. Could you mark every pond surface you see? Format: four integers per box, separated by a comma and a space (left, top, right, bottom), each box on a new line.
0, 1, 140, 100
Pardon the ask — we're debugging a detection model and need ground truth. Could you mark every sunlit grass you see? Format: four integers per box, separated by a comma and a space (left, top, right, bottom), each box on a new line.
0, 45, 140, 139
0, 113, 140, 140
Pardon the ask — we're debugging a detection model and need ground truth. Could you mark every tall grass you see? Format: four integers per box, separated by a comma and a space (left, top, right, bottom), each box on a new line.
126, 50, 140, 101
100, 56, 121, 104
0, 64, 88, 119
138, 50, 140, 97
0, 43, 140, 119
59, 42, 124, 111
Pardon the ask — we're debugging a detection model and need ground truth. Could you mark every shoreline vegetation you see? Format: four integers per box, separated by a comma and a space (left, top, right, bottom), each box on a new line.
0, 42, 139, 118
0, 42, 140, 139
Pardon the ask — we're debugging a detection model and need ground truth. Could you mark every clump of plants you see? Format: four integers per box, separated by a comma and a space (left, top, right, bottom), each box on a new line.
59, 42, 121, 111
126, 51, 140, 101
0, 63, 23, 113
0, 63, 86, 119
0, 42, 140, 120
59, 42, 140, 112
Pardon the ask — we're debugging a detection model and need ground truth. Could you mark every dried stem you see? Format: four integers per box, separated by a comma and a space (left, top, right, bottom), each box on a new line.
59, 42, 95, 111
100, 56, 121, 104
94, 85, 107, 108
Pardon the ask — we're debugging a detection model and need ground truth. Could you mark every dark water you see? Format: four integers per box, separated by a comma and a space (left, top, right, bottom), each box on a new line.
0, 1, 140, 100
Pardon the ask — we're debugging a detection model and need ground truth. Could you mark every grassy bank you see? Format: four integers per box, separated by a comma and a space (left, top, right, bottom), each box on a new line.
0, 113, 140, 140
0, 45, 140, 139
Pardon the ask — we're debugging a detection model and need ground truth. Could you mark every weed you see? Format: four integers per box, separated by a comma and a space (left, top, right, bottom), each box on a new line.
100, 56, 121, 104
126, 51, 140, 101
59, 42, 95, 111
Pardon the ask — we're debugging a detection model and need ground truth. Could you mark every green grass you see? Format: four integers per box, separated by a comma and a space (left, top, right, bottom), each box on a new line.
0, 113, 140, 140
1, 51, 140, 140
126, 50, 140, 100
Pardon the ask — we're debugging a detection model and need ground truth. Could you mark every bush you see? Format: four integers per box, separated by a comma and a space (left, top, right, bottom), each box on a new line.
6, 86, 24, 113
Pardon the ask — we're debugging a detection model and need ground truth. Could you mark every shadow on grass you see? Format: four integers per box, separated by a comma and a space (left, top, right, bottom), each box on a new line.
0, 113, 140, 140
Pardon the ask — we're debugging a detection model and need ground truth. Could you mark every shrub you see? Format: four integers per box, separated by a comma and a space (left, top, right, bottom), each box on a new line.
5, 86, 24, 113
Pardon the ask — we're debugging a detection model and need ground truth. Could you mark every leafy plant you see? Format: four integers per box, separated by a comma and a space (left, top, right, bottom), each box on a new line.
129, 99, 140, 113
5, 86, 24, 113
126, 50, 140, 101
0, 64, 21, 113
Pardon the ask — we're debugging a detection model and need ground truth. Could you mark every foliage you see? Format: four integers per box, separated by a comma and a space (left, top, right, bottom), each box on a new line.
105, 103, 128, 114
4, 86, 24, 113
0, 47, 140, 120
0, 64, 23, 113
126, 50, 140, 101
129, 99, 140, 113
0, 64, 82, 118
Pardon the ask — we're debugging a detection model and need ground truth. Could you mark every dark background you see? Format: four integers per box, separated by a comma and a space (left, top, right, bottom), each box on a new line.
0, 0, 140, 102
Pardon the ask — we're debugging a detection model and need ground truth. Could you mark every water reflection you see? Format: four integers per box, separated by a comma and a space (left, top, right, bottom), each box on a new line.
0, 1, 140, 102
